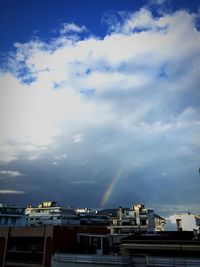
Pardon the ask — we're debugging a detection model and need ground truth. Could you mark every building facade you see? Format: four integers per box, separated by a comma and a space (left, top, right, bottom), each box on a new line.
108, 204, 155, 234
26, 201, 80, 226
154, 214, 166, 231
0, 203, 26, 227
169, 212, 200, 233
0, 225, 53, 267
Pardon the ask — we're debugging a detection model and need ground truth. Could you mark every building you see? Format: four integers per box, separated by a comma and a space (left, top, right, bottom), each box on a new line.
154, 214, 166, 231
1, 225, 200, 267
121, 231, 200, 266
0, 225, 109, 267
0, 203, 26, 227
79, 211, 109, 226
67, 230, 200, 266
108, 204, 155, 234
0, 225, 53, 267
169, 212, 200, 233
26, 201, 80, 226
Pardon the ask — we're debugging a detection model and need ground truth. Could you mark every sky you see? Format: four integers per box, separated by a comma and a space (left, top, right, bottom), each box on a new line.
0, 0, 200, 216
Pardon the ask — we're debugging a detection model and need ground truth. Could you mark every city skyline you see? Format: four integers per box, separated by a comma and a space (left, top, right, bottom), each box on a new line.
0, 0, 200, 216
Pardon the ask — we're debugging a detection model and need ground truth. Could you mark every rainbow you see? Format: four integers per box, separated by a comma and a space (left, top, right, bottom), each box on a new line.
100, 168, 124, 208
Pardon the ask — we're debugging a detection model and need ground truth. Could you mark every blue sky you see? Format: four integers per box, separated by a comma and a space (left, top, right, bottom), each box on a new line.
0, 0, 200, 216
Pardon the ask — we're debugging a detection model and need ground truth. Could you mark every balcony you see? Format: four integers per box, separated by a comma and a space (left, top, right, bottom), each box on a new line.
52, 253, 131, 265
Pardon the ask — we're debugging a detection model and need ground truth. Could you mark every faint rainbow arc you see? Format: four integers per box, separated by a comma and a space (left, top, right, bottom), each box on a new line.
100, 168, 124, 208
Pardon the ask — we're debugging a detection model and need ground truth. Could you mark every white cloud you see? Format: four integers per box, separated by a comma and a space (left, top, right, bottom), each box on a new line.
0, 170, 23, 177
54, 154, 67, 160
60, 23, 87, 34
149, 0, 167, 5
0, 7, 199, 167
0, 71, 93, 162
52, 154, 67, 165
72, 134, 83, 143
0, 144, 18, 163
82, 71, 153, 91
29, 155, 40, 161
0, 190, 25, 194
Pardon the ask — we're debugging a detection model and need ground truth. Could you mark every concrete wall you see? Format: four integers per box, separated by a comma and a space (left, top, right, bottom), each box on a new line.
170, 213, 199, 231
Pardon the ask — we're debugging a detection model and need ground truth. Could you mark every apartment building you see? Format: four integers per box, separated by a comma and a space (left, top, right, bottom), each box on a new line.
26, 201, 80, 226
108, 204, 155, 234
0, 203, 26, 227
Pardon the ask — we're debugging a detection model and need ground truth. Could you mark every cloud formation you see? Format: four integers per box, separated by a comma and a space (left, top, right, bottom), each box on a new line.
0, 170, 23, 177
0, 7, 200, 212
60, 23, 87, 35
0, 190, 25, 194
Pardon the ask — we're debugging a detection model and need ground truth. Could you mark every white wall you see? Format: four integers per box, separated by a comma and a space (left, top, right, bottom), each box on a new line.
169, 213, 199, 231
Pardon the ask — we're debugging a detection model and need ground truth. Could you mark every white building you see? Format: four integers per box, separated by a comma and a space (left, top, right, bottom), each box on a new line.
169, 212, 200, 233
108, 204, 155, 234
0, 203, 26, 226
26, 201, 80, 226
154, 214, 166, 231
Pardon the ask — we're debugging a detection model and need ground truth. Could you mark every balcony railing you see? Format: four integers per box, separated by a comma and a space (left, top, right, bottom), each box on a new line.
146, 256, 200, 266
53, 253, 131, 265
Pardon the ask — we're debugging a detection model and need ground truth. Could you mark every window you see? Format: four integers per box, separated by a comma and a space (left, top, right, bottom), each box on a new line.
141, 220, 146, 225
11, 218, 16, 225
80, 236, 90, 246
91, 237, 101, 249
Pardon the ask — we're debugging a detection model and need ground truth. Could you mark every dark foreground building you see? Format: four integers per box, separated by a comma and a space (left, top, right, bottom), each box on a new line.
1, 226, 200, 267
121, 231, 200, 266
0, 225, 109, 267
121, 231, 200, 257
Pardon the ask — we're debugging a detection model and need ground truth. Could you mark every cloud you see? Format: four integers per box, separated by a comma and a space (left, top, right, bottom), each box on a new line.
54, 154, 67, 160
0, 71, 93, 162
72, 134, 83, 143
0, 190, 25, 194
148, 0, 168, 5
1, 9, 199, 166
0, 7, 200, 208
60, 23, 87, 34
69, 180, 96, 185
0, 170, 23, 177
